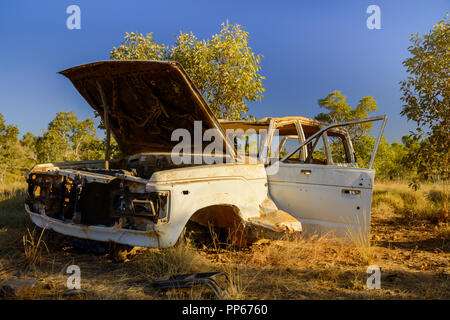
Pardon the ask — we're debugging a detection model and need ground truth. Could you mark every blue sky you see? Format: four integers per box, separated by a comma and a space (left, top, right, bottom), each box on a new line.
0, 0, 448, 142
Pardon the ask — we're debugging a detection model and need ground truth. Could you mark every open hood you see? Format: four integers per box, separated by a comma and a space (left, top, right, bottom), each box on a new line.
60, 60, 235, 158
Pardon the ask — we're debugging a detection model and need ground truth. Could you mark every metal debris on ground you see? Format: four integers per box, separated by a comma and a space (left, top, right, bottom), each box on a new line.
151, 272, 232, 299
61, 289, 88, 297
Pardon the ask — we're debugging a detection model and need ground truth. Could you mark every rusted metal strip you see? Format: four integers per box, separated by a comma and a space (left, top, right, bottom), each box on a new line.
96, 80, 111, 170
369, 115, 388, 169
294, 120, 307, 161
151, 272, 227, 299
281, 115, 387, 163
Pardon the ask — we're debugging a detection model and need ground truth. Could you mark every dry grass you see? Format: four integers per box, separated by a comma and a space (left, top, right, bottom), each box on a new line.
22, 227, 49, 269
134, 243, 210, 278
0, 179, 448, 300
373, 182, 447, 224
0, 180, 28, 229
344, 210, 376, 265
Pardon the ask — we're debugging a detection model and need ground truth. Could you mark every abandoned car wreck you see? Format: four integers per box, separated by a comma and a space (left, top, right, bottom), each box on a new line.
25, 60, 387, 249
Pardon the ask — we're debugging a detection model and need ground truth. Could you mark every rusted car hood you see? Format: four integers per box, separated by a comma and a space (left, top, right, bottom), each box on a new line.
60, 60, 234, 157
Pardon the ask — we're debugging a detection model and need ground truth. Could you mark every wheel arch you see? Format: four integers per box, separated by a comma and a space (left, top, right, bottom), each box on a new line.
188, 203, 245, 228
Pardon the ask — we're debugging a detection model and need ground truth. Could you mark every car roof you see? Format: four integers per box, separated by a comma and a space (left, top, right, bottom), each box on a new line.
218, 116, 348, 137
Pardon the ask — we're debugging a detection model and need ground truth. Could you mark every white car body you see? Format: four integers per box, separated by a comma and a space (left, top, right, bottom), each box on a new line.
25, 61, 386, 248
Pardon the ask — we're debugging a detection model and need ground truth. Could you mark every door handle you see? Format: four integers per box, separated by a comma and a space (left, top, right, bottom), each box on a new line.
300, 169, 311, 175
342, 189, 361, 195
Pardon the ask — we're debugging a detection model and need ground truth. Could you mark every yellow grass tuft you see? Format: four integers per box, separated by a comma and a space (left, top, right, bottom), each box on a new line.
345, 210, 377, 266
22, 226, 49, 268
136, 243, 209, 279
373, 182, 447, 224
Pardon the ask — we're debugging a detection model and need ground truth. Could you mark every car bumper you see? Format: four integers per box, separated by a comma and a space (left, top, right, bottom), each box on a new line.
25, 205, 160, 248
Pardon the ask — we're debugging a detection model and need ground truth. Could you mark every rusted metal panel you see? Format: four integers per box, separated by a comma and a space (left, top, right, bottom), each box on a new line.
59, 60, 235, 159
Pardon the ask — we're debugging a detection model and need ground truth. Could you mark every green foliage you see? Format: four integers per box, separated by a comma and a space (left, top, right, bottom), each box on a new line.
374, 139, 412, 180
315, 90, 380, 170
0, 111, 125, 182
399, 15, 448, 218
0, 113, 19, 179
400, 135, 441, 182
0, 114, 20, 165
350, 135, 407, 180
110, 22, 265, 120
427, 189, 444, 204
314, 91, 423, 181
351, 135, 375, 168
0, 114, 36, 181
316, 91, 378, 142
35, 111, 104, 163
21, 132, 37, 157
399, 15, 449, 183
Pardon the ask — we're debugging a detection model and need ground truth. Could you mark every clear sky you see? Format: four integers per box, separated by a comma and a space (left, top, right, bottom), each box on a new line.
0, 0, 448, 142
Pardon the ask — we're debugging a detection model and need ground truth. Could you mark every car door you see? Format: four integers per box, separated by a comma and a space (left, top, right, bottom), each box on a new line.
266, 116, 387, 239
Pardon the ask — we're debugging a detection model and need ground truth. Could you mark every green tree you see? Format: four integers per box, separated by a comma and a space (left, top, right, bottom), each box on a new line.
21, 132, 37, 158
36, 111, 103, 163
110, 22, 265, 120
316, 91, 378, 142
0, 114, 34, 181
385, 142, 410, 180
315, 94, 417, 181
315, 90, 378, 167
351, 135, 377, 169
19, 132, 38, 170
0, 113, 19, 180
399, 15, 449, 218
401, 135, 442, 182
373, 139, 411, 181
